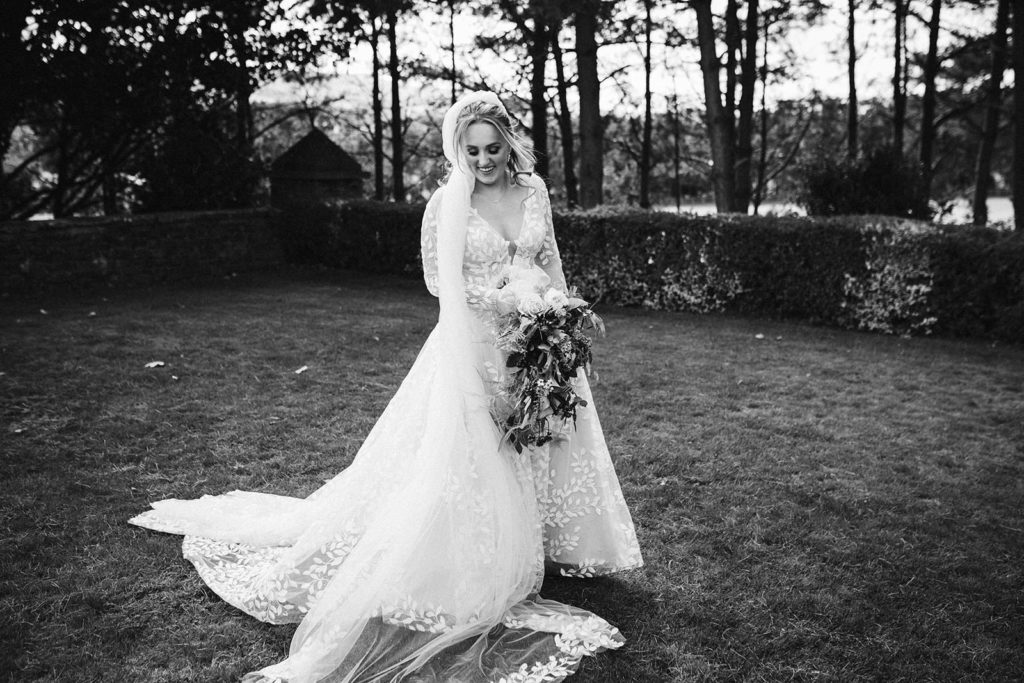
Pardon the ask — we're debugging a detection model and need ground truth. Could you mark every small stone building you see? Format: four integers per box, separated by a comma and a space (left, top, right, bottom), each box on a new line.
270, 129, 367, 206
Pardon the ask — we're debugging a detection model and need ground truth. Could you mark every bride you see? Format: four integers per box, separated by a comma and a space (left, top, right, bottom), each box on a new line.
130, 91, 642, 682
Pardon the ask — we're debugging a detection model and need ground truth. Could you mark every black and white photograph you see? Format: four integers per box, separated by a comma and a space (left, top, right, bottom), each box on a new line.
1, 0, 1022, 681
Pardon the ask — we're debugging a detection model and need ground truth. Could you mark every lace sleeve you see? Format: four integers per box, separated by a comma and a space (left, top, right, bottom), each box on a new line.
533, 180, 568, 293
422, 187, 497, 310
421, 189, 442, 297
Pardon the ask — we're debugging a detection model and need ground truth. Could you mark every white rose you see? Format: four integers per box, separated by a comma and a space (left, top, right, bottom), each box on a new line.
505, 264, 551, 298
516, 293, 548, 316
503, 281, 532, 301
543, 288, 570, 311
493, 287, 518, 315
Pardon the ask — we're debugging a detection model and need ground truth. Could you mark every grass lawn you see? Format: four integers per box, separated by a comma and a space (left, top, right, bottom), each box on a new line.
2, 268, 1022, 682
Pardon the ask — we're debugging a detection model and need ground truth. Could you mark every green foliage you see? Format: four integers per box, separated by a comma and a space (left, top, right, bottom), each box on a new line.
272, 199, 423, 274
136, 109, 262, 212
924, 227, 1024, 340
554, 209, 869, 326
3, 0, 350, 218
796, 146, 931, 219
276, 201, 1023, 342
841, 228, 938, 336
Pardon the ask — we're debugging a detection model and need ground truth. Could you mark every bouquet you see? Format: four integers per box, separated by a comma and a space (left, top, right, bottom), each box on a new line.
490, 264, 604, 453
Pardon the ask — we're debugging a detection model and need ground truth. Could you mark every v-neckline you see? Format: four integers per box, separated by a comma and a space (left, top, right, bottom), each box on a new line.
470, 188, 531, 245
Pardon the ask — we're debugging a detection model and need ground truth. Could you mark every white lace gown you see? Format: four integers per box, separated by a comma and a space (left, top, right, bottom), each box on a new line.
130, 173, 643, 682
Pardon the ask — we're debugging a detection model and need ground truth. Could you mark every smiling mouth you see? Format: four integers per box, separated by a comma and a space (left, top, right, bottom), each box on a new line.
477, 166, 496, 174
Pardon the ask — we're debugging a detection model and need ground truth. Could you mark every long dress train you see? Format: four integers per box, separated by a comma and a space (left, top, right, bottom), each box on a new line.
130, 174, 642, 682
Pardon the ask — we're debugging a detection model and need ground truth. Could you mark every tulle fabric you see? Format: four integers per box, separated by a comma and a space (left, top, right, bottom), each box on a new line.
131, 321, 626, 682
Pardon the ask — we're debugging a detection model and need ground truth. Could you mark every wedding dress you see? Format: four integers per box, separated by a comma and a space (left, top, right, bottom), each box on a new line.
130, 161, 641, 681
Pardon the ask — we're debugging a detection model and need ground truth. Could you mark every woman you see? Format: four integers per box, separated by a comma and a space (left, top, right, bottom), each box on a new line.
130, 91, 642, 682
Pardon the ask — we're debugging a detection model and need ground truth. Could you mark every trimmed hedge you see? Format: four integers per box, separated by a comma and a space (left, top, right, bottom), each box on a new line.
273, 200, 424, 275
2, 209, 280, 292
272, 201, 1024, 342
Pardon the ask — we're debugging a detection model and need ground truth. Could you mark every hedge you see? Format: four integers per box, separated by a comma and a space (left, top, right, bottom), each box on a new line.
272, 201, 1024, 343
273, 200, 424, 275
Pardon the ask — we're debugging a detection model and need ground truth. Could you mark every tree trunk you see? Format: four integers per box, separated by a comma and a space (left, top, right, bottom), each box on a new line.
551, 20, 578, 207
449, 0, 457, 107
671, 93, 681, 212
528, 4, 550, 180
53, 115, 70, 218
972, 0, 1009, 226
1013, 0, 1024, 229
101, 151, 117, 215
734, 0, 758, 213
387, 6, 404, 201
724, 0, 739, 124
754, 16, 771, 213
577, 0, 603, 208
847, 0, 858, 158
371, 16, 384, 200
231, 7, 253, 157
640, 0, 653, 209
693, 0, 736, 212
893, 0, 906, 156
919, 0, 942, 206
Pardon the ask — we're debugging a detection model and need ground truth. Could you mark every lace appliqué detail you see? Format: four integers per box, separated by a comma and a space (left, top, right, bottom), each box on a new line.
182, 525, 363, 624
497, 610, 625, 683
380, 596, 458, 633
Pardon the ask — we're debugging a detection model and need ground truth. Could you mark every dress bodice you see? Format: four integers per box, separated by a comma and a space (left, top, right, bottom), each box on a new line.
463, 189, 546, 286
421, 174, 566, 312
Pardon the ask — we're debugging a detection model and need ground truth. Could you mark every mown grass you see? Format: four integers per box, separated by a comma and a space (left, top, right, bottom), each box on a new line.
2, 268, 1022, 682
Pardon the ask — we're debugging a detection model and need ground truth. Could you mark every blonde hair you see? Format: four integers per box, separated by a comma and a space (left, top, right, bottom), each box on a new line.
447, 100, 535, 187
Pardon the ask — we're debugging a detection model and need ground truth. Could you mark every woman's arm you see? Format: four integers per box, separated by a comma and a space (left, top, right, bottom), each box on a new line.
532, 178, 568, 293
421, 186, 503, 311
421, 190, 443, 296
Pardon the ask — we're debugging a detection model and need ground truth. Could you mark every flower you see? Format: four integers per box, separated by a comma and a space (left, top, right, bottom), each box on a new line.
490, 285, 603, 453
544, 288, 570, 311
493, 287, 519, 315
516, 293, 547, 316
502, 264, 551, 299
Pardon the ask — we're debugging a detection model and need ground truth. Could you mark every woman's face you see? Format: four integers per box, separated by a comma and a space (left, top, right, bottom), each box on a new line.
462, 121, 510, 186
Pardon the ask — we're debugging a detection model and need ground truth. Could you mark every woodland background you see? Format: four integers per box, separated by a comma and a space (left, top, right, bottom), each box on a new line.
0, 0, 1019, 227
3, 6, 1023, 679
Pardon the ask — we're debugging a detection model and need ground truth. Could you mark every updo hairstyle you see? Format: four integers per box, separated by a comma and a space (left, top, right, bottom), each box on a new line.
449, 100, 536, 186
